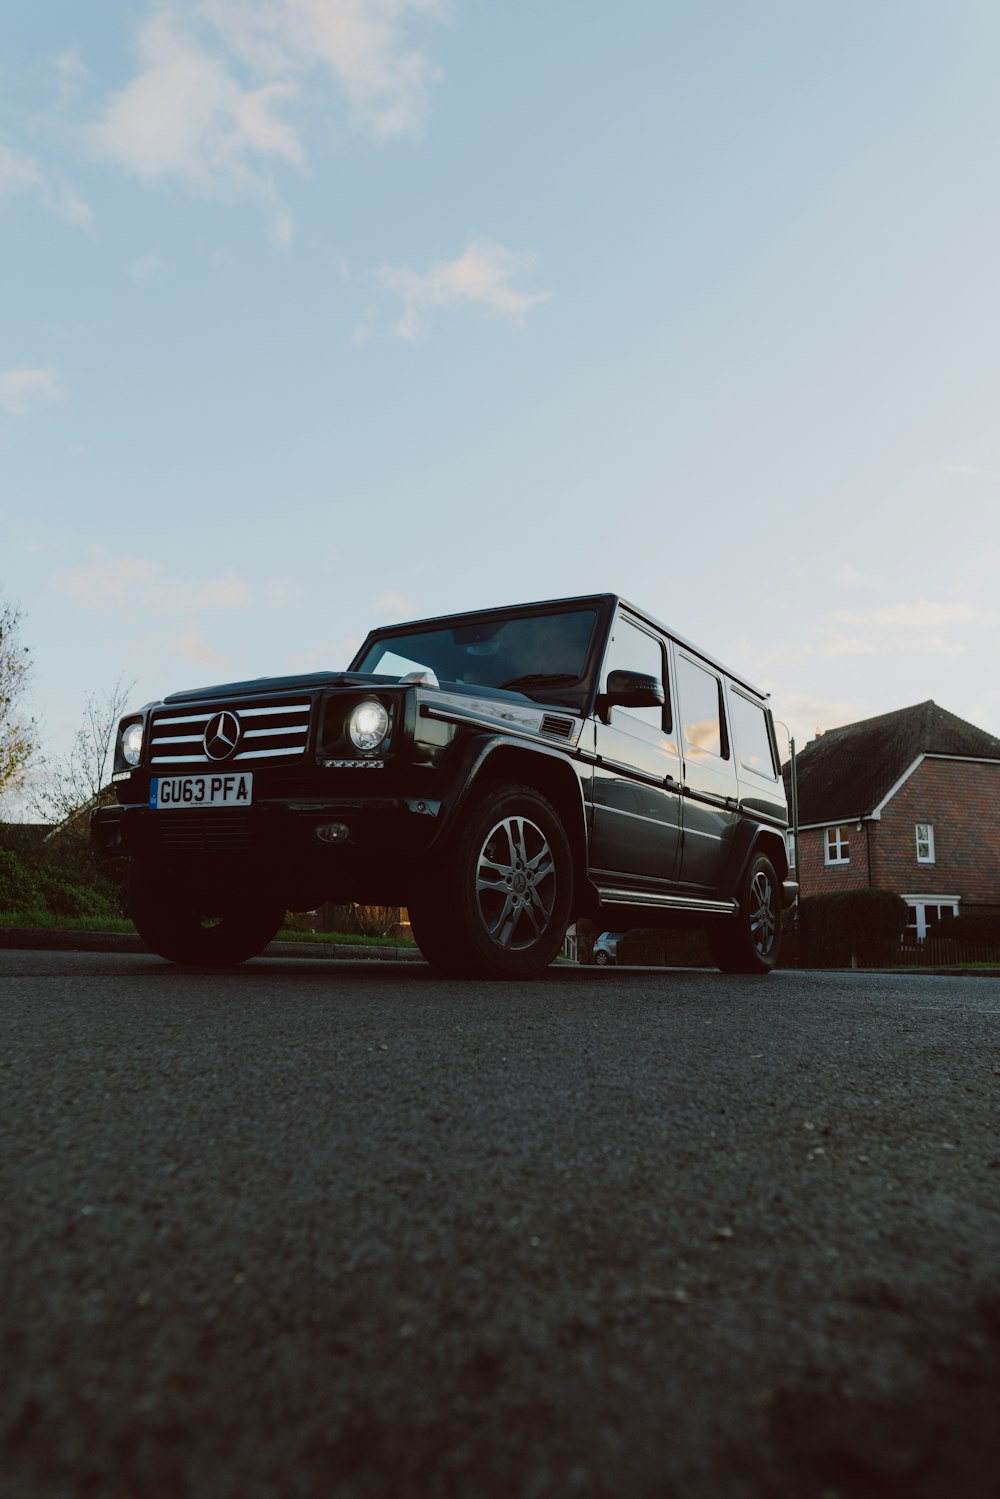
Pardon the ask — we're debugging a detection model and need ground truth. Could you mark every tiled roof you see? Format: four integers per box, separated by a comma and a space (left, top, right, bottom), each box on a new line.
782, 701, 1000, 826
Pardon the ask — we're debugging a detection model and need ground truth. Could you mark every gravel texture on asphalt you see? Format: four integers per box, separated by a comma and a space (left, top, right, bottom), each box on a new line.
2, 952, 999, 1498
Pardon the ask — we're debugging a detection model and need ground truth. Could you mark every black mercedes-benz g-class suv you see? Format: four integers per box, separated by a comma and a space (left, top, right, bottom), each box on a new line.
92, 594, 796, 977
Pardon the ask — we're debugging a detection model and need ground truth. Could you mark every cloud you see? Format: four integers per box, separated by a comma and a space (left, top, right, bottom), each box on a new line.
0, 142, 92, 225
285, 634, 362, 672
52, 552, 252, 614
53, 48, 90, 106
833, 564, 879, 588
378, 239, 550, 338
833, 601, 980, 629
85, 1, 444, 238
943, 462, 980, 477
770, 690, 875, 757
372, 590, 415, 619
168, 629, 233, 669
0, 368, 62, 415
756, 597, 987, 676
86, 8, 301, 242
129, 250, 165, 283
203, 0, 444, 139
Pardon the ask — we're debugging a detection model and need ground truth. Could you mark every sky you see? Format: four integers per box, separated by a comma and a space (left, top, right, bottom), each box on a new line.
3, 0, 1000, 801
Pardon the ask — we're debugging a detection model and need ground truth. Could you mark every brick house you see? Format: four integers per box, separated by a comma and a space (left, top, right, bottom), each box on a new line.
782, 701, 1000, 940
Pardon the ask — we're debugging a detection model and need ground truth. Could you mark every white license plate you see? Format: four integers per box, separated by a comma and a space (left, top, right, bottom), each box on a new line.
150, 773, 253, 810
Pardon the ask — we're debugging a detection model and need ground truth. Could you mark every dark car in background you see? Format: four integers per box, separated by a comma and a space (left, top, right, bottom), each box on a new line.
93, 593, 796, 978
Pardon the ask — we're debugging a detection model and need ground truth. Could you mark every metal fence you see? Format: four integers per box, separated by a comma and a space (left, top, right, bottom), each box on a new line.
855, 939, 1000, 970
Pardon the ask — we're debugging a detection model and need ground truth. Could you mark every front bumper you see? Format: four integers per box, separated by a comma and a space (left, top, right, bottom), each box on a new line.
91, 795, 441, 901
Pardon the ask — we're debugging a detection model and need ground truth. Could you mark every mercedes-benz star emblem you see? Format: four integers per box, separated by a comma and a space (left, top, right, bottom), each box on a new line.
203, 710, 242, 761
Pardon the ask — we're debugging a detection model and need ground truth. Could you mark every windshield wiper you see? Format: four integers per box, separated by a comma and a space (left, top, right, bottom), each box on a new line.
498, 672, 579, 691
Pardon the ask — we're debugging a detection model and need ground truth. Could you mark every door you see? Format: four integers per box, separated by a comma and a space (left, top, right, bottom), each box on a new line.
590, 613, 682, 884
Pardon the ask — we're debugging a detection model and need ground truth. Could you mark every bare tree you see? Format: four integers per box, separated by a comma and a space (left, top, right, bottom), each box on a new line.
0, 596, 36, 797
30, 677, 135, 827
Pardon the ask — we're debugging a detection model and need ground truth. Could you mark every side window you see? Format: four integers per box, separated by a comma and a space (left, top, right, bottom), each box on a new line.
602, 616, 667, 731
677, 655, 726, 760
729, 689, 778, 779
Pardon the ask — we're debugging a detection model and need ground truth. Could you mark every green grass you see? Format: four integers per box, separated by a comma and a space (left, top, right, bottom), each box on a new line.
0, 910, 136, 933
1, 909, 416, 947
873, 962, 1000, 973
275, 927, 416, 948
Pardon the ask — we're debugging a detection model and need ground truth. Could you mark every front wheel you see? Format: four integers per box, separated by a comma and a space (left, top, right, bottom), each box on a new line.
708, 854, 781, 975
128, 862, 286, 966
409, 783, 574, 979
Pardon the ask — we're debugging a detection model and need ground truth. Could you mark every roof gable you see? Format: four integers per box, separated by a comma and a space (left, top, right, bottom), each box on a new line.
783, 701, 1000, 825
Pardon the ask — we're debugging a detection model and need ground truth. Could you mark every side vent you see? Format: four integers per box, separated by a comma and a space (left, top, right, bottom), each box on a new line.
541, 714, 574, 740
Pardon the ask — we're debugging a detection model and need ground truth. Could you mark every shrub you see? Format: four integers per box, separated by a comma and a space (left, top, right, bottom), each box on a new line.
0, 823, 122, 922
938, 907, 1000, 945
799, 888, 908, 967
34, 866, 118, 919
0, 847, 43, 915
616, 927, 712, 968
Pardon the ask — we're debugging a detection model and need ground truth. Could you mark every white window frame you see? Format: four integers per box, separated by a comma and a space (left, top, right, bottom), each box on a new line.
824, 825, 850, 865
902, 894, 959, 942
915, 822, 935, 864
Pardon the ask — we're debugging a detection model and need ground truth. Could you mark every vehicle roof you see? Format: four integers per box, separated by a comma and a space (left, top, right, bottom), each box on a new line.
358, 592, 770, 701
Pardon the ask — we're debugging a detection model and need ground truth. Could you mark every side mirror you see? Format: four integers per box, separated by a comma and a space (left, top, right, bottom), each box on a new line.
605, 669, 665, 709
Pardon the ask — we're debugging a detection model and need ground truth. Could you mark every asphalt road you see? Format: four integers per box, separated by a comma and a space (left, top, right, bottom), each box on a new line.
2, 951, 999, 1499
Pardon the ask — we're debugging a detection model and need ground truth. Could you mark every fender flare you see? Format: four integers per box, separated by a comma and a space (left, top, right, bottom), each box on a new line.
718, 817, 789, 903
427, 733, 590, 873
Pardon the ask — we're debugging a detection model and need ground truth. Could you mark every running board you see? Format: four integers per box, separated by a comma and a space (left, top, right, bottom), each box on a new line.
595, 886, 738, 916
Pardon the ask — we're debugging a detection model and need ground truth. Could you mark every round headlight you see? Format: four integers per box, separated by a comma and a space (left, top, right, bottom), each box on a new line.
122, 722, 144, 767
348, 699, 390, 753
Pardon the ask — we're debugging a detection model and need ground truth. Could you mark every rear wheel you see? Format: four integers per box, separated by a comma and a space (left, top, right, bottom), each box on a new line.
409, 783, 574, 979
128, 862, 286, 966
708, 854, 781, 975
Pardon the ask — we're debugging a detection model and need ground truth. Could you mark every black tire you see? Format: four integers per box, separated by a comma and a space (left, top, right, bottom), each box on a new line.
409, 782, 574, 979
128, 862, 286, 966
594, 950, 610, 966
708, 853, 781, 975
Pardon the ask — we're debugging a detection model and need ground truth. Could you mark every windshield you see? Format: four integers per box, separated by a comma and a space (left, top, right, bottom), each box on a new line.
355, 607, 599, 697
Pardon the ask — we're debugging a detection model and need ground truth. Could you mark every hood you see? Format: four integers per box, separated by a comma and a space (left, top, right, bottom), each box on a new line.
162, 671, 373, 705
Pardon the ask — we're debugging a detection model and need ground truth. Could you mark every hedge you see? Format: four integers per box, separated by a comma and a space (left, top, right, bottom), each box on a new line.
799, 888, 908, 967
0, 825, 123, 922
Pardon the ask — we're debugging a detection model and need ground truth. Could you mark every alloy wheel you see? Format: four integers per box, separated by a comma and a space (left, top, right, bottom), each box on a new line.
476, 815, 557, 951
749, 869, 777, 958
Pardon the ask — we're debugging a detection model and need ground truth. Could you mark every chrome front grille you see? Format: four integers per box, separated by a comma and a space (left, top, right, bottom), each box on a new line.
149, 699, 311, 768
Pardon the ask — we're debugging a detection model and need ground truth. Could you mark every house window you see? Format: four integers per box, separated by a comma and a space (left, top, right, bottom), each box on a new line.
915, 823, 935, 863
904, 897, 959, 942
824, 825, 850, 864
